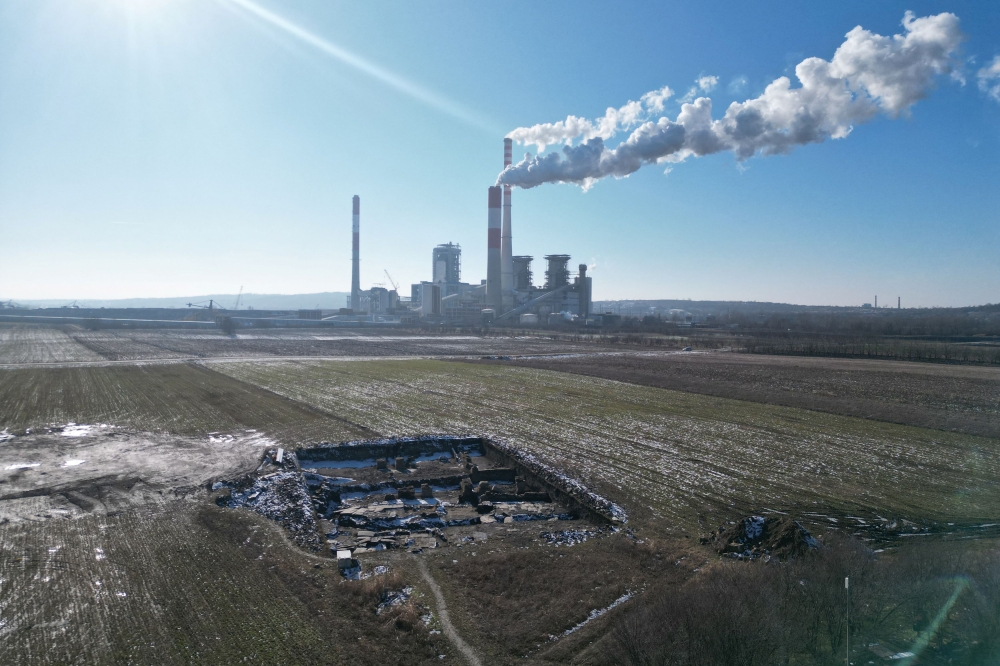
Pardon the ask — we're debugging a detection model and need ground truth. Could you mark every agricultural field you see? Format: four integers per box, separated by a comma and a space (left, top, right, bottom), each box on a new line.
0, 327, 103, 365
490, 351, 1000, 438
0, 363, 371, 443
3, 328, 1000, 664
0, 503, 453, 665
215, 359, 1000, 537
0, 324, 608, 366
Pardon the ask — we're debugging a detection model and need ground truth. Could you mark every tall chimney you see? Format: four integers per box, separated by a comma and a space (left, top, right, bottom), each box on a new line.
487, 186, 503, 313
501, 138, 514, 313
351, 195, 360, 312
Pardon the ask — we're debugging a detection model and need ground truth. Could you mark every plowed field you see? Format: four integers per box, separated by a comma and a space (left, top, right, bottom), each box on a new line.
0, 327, 103, 364
215, 359, 1000, 535
0, 363, 371, 443
486, 351, 1000, 438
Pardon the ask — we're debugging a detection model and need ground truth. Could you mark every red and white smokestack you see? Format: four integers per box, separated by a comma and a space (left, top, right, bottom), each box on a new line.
487, 186, 503, 313
351, 195, 360, 312
501, 138, 514, 312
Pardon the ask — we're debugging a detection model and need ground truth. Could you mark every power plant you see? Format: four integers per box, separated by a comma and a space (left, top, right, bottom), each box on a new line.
344, 142, 594, 326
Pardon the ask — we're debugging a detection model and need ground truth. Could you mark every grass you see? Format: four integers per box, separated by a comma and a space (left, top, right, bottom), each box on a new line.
424, 533, 691, 663
213, 359, 1000, 535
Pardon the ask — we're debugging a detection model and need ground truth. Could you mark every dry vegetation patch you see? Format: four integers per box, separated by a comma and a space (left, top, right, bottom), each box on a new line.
598, 537, 1000, 665
427, 533, 690, 662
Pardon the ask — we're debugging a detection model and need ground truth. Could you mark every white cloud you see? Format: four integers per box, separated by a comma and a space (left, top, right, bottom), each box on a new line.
727, 76, 748, 94
679, 75, 720, 103
639, 85, 674, 114
697, 75, 719, 92
977, 55, 1000, 102
499, 12, 963, 189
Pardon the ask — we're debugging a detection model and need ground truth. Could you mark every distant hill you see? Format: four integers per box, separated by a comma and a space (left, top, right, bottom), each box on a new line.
12, 292, 351, 311
590, 299, 1000, 315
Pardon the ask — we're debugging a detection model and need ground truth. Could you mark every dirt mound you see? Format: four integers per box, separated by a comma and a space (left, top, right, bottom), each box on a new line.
222, 471, 321, 550
703, 515, 818, 561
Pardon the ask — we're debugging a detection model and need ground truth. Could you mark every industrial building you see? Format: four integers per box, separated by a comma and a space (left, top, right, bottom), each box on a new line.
348, 139, 593, 325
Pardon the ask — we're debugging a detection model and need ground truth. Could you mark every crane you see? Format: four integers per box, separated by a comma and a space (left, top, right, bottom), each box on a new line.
187, 299, 222, 310
233, 286, 243, 311
383, 270, 400, 293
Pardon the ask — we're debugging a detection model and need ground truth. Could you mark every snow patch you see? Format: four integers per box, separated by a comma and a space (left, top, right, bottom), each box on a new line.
376, 586, 413, 615
553, 591, 634, 639
60, 423, 111, 437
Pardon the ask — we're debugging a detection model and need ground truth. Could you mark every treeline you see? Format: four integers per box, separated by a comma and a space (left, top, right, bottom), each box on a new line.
742, 334, 1000, 365
724, 308, 1000, 338
592, 306, 1000, 338
604, 536, 1000, 666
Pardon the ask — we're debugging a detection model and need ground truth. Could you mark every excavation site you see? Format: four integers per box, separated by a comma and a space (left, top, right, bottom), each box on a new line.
214, 435, 626, 573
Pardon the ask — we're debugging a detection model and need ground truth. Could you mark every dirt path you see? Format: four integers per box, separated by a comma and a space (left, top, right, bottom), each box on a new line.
0, 351, 638, 370
0, 353, 432, 370
416, 558, 482, 666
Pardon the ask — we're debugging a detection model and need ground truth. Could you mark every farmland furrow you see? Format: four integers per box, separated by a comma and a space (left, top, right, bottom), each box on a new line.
214, 359, 1000, 533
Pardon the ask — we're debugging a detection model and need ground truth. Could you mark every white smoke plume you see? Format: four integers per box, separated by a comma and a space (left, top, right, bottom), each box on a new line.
504, 85, 673, 152
499, 12, 963, 190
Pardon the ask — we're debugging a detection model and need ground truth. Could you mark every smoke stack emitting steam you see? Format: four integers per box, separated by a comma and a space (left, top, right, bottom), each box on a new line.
486, 187, 502, 313
351, 195, 360, 312
497, 12, 963, 190
501, 138, 514, 312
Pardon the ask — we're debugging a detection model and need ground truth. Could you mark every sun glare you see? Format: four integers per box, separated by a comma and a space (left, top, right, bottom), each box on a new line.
103, 0, 180, 22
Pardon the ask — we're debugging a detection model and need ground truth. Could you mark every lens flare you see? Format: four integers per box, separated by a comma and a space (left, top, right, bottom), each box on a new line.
219, 0, 495, 133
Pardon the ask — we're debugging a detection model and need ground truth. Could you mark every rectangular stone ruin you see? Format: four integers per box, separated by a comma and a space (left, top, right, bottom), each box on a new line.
215, 435, 627, 566
293, 435, 626, 557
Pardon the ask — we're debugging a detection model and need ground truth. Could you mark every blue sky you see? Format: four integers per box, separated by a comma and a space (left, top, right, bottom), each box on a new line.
1, 0, 997, 306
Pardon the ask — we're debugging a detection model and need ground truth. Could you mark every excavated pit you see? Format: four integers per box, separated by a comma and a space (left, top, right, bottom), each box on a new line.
215, 435, 627, 564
